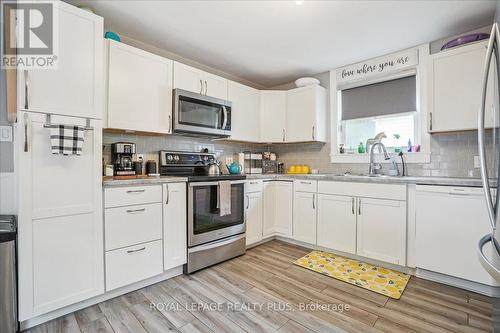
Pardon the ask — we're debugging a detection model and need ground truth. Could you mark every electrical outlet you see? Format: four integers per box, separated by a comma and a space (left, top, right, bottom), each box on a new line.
0, 126, 12, 142
137, 154, 144, 162
474, 156, 481, 168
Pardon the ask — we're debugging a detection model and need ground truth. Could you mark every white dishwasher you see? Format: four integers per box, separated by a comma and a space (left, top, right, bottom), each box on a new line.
415, 185, 499, 287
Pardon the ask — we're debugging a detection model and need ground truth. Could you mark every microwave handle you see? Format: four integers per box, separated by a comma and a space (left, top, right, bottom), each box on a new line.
222, 105, 228, 130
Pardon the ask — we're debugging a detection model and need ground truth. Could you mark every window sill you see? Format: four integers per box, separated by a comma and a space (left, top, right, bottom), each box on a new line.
330, 152, 431, 164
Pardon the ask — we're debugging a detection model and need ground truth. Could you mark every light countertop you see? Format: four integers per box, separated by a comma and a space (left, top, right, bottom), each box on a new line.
102, 175, 188, 187
245, 173, 488, 187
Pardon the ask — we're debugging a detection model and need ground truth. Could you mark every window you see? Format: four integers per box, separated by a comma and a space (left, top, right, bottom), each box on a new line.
339, 75, 417, 153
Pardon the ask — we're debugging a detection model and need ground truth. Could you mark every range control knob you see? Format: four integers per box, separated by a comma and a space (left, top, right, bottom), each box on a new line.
174, 155, 180, 161
166, 155, 173, 162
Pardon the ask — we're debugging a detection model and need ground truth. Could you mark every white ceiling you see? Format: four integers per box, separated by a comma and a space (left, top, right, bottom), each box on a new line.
70, 1, 495, 87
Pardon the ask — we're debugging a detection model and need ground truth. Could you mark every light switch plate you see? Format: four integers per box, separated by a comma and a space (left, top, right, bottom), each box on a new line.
474, 156, 481, 168
0, 126, 12, 142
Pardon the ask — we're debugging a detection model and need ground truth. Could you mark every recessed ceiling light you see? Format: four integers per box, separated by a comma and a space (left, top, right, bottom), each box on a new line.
295, 0, 304, 4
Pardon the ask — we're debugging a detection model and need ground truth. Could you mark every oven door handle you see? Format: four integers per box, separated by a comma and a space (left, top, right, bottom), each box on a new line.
189, 180, 246, 187
188, 234, 245, 253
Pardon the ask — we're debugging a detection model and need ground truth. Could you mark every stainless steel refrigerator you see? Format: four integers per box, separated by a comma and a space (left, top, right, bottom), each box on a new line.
478, 3, 500, 283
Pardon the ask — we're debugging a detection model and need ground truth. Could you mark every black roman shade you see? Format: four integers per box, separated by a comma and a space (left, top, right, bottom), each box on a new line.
341, 75, 416, 121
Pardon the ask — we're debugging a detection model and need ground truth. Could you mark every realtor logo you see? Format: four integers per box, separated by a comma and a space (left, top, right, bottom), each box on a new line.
1, 0, 58, 69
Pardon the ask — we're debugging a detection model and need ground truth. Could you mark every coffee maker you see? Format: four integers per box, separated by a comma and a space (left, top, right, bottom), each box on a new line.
112, 142, 136, 176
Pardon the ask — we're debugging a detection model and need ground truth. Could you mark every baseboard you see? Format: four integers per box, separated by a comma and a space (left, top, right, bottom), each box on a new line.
20, 266, 183, 330
416, 268, 500, 297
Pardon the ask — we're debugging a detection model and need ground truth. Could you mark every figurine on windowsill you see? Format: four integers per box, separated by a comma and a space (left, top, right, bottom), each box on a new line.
339, 144, 345, 154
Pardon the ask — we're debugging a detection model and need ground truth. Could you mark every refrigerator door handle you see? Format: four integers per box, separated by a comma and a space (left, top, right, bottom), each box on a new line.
478, 23, 498, 230
478, 233, 500, 281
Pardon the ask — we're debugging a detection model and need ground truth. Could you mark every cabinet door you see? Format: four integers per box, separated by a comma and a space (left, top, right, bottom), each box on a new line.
262, 182, 276, 237
173, 62, 203, 94
286, 85, 326, 142
356, 198, 406, 265
430, 41, 495, 132
274, 182, 293, 237
107, 40, 173, 133
293, 191, 317, 244
163, 183, 187, 270
205, 73, 228, 100
317, 194, 356, 254
227, 80, 260, 142
260, 91, 286, 143
17, 112, 103, 320
18, 2, 103, 119
245, 191, 263, 246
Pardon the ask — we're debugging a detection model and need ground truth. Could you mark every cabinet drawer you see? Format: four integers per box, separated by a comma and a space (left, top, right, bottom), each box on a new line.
105, 203, 162, 251
293, 180, 317, 193
105, 240, 163, 291
318, 181, 406, 201
105, 185, 162, 208
246, 180, 263, 193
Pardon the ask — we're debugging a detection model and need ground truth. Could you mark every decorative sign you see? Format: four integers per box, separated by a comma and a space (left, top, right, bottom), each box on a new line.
336, 48, 418, 85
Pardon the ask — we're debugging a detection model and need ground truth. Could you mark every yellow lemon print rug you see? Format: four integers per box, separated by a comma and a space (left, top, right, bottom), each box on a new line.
294, 250, 410, 299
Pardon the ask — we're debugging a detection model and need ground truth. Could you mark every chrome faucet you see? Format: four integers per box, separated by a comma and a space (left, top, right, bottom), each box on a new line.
368, 142, 391, 176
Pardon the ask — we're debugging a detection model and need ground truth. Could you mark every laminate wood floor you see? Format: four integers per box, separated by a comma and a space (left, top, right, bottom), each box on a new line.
25, 240, 494, 333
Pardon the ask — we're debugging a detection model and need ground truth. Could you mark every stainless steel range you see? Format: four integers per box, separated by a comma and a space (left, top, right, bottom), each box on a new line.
159, 150, 246, 273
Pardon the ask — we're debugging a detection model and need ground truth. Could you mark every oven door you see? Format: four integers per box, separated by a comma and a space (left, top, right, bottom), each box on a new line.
188, 180, 245, 247
173, 89, 231, 137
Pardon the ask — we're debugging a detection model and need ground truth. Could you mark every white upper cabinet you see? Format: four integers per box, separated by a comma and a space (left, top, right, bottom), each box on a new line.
173, 62, 228, 100
18, 1, 103, 119
429, 41, 495, 132
106, 40, 173, 134
260, 91, 287, 143
286, 85, 327, 142
227, 80, 260, 142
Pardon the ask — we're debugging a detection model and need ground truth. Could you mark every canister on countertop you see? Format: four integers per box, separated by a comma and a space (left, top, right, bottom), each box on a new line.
146, 160, 157, 175
133, 161, 143, 175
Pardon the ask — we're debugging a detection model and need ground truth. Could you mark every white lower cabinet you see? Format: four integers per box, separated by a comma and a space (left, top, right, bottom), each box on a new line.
245, 190, 264, 246
105, 240, 163, 291
317, 194, 357, 254
356, 198, 406, 265
293, 191, 317, 244
163, 183, 187, 270
263, 181, 293, 237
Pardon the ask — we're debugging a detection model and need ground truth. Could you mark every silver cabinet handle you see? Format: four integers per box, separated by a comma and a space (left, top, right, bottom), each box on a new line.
312, 125, 315, 140
199, 79, 203, 94
429, 112, 433, 131
127, 246, 146, 254
24, 70, 29, 109
282, 128, 286, 142
312, 194, 315, 209
358, 198, 361, 215
23, 113, 29, 152
165, 184, 170, 204
478, 23, 499, 230
246, 195, 250, 209
126, 189, 145, 194
300, 181, 312, 185
126, 208, 146, 214
168, 115, 171, 133
249, 181, 259, 185
204, 80, 208, 95
351, 197, 355, 215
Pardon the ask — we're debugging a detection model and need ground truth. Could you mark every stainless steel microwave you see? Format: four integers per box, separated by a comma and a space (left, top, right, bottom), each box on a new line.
173, 89, 232, 137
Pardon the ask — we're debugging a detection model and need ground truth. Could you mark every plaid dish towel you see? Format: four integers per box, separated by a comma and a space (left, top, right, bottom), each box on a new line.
50, 125, 85, 156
